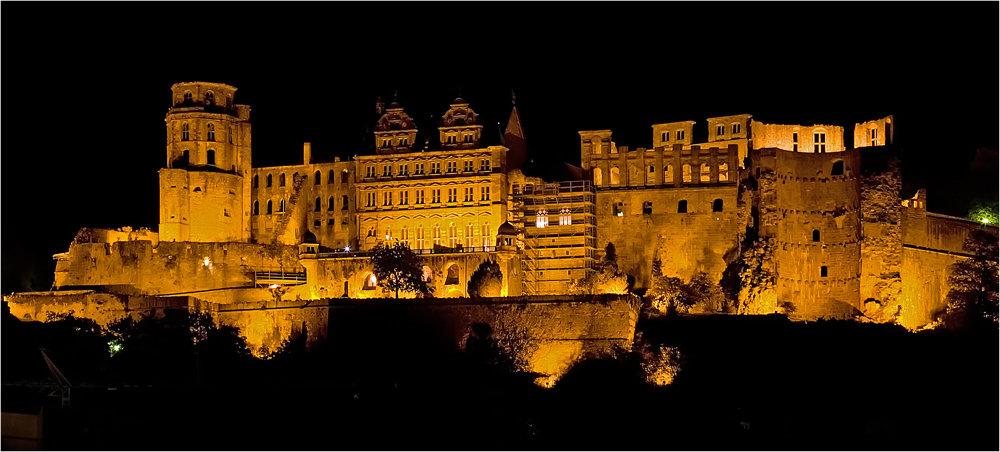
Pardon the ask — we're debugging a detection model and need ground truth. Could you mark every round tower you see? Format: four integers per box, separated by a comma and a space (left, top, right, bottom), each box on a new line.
160, 82, 252, 242
773, 149, 862, 320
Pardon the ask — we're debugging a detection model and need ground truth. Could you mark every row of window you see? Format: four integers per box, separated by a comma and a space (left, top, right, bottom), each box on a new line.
380, 137, 409, 147
364, 159, 490, 178
363, 186, 491, 207
362, 264, 460, 290
659, 130, 686, 142
180, 123, 234, 144
790, 132, 828, 153
715, 123, 742, 136
444, 134, 476, 144
182, 91, 230, 107
533, 208, 574, 228
252, 169, 352, 188
593, 163, 729, 186
366, 222, 495, 250
609, 199, 724, 216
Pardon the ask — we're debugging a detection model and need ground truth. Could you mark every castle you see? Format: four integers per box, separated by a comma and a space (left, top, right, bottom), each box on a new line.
8, 82, 997, 332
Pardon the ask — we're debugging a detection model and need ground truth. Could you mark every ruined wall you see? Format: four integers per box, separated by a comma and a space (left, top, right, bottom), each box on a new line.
771, 149, 862, 320
595, 186, 740, 288
853, 115, 894, 148
859, 152, 902, 317
751, 121, 845, 153
53, 240, 300, 296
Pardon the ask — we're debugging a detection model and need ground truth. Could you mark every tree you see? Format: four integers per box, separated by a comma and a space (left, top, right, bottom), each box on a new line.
941, 230, 999, 331
570, 243, 629, 295
468, 259, 503, 298
370, 241, 432, 298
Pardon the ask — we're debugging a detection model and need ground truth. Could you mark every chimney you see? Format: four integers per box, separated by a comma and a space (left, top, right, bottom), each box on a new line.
303, 142, 312, 165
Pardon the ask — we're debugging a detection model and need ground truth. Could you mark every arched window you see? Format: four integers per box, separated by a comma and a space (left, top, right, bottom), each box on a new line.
536, 208, 549, 228
610, 167, 620, 185
664, 164, 674, 184
253, 201, 259, 215
279, 199, 286, 213
181, 123, 190, 141
647, 165, 656, 184
183, 91, 192, 104
279, 173, 286, 187
813, 229, 820, 242
207, 123, 215, 141
314, 171, 321, 185
594, 167, 603, 185
324, 196, 332, 211
363, 273, 377, 290
342, 195, 349, 210
205, 91, 215, 106
718, 163, 729, 182
253, 174, 259, 188
206, 150, 215, 165
700, 163, 711, 182
342, 169, 350, 183
682, 164, 692, 183
434, 223, 441, 245
449, 222, 457, 247
831, 161, 844, 176
445, 264, 460, 285
266, 174, 273, 187
713, 199, 723, 212
266, 200, 273, 214
465, 223, 474, 247
229, 126, 233, 144
315, 197, 322, 212
559, 207, 572, 225
678, 200, 688, 213
329, 170, 335, 184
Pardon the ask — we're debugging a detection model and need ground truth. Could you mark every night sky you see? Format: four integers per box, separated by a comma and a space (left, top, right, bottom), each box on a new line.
3, 3, 996, 293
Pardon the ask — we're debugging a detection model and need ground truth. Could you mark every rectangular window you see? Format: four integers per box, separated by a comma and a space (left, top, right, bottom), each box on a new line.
821, 266, 828, 277
400, 191, 409, 205
448, 188, 457, 203
481, 186, 490, 201
416, 163, 425, 174
643, 201, 652, 215
399, 164, 408, 175
400, 138, 408, 146
677, 130, 684, 140
662, 132, 668, 142
464, 161, 473, 172
717, 125, 725, 136
793, 144, 798, 152
382, 165, 391, 177
432, 189, 441, 203
792, 133, 798, 143
383, 192, 392, 206
464, 187, 473, 202
416, 190, 425, 204
431, 162, 441, 174
447, 162, 457, 173
481, 159, 490, 171
732, 123, 741, 134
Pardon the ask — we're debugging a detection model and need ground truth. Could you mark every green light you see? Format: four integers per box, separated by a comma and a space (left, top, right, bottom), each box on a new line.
109, 340, 123, 356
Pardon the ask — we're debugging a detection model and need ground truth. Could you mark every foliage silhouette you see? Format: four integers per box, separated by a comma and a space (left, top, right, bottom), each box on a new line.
370, 241, 432, 298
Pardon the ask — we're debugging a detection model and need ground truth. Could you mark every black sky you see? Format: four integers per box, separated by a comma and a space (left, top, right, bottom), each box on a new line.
3, 2, 997, 293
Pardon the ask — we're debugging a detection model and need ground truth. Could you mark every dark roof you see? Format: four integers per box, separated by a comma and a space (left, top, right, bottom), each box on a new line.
451, 97, 468, 105
302, 230, 318, 244
497, 221, 517, 235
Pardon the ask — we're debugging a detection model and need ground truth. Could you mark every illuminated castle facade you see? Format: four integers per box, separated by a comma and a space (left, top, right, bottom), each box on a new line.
19, 82, 996, 330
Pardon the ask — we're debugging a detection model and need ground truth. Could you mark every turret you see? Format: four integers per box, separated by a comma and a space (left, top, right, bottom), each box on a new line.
438, 97, 482, 149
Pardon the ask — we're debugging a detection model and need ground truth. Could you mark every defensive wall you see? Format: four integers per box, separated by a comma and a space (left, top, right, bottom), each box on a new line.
5, 293, 640, 381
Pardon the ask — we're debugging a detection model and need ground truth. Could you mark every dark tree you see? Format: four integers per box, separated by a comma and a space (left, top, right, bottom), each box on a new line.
468, 259, 503, 298
941, 229, 999, 331
370, 241, 432, 298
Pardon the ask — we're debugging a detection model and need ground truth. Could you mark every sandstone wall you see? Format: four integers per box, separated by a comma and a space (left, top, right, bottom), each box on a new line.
751, 121, 845, 153
595, 186, 740, 288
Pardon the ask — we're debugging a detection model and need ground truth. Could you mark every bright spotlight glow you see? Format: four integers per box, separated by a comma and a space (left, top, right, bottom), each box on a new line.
269, 284, 280, 289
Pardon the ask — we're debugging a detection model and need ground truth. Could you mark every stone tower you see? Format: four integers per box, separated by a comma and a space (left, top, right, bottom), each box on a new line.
159, 82, 253, 242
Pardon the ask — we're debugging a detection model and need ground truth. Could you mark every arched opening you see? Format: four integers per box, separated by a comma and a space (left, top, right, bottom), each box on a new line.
327, 196, 335, 211
206, 149, 215, 166
682, 164, 692, 183
713, 199, 723, 212
362, 273, 377, 290
253, 201, 259, 215
678, 200, 688, 213
445, 264, 460, 285
812, 229, 820, 242
831, 160, 844, 176
664, 164, 674, 183
205, 91, 215, 106
253, 174, 259, 188
314, 197, 322, 212
279, 199, 286, 213
266, 200, 273, 214
342, 169, 350, 183
610, 167, 620, 185
593, 167, 603, 186
314, 171, 321, 185
342, 195, 349, 210
700, 163, 711, 182
183, 91, 193, 104
328, 169, 335, 184
266, 174, 273, 187
279, 173, 286, 186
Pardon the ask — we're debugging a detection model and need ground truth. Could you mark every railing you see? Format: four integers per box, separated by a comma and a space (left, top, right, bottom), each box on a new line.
251, 267, 308, 286
315, 246, 499, 259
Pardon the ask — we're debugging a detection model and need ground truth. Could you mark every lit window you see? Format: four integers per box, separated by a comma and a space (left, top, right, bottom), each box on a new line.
559, 207, 572, 225
536, 208, 549, 228
594, 168, 603, 185
718, 163, 729, 182
700, 163, 711, 182
682, 164, 692, 183
613, 202, 623, 217
664, 164, 673, 183
814, 132, 826, 153
610, 167, 620, 185
363, 274, 377, 290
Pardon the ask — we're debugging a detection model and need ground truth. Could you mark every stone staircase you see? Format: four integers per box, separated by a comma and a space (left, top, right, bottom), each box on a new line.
271, 173, 307, 244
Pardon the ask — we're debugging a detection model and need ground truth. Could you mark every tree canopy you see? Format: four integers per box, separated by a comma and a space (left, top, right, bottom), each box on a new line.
941, 229, 999, 331
370, 241, 432, 298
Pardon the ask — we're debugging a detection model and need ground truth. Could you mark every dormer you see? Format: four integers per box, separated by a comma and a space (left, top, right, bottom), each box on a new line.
652, 121, 696, 148
374, 101, 418, 154
438, 98, 482, 149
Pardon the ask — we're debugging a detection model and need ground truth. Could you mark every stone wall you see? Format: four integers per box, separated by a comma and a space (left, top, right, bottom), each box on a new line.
859, 151, 902, 316
595, 185, 740, 288
751, 121, 845, 154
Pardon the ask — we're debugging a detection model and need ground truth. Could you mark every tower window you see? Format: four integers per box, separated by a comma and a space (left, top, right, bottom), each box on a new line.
314, 171, 321, 185
328, 196, 335, 211
643, 201, 652, 215
821, 266, 828, 277
253, 201, 259, 215
183, 91, 192, 104
205, 91, 214, 106
678, 200, 688, 213
207, 124, 215, 141
279, 173, 286, 187
713, 199, 723, 212
813, 229, 820, 242
315, 197, 321, 212
206, 150, 215, 165
266, 200, 273, 214
342, 195, 349, 210
831, 161, 844, 176
266, 174, 273, 187
182, 123, 189, 141
814, 132, 826, 153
